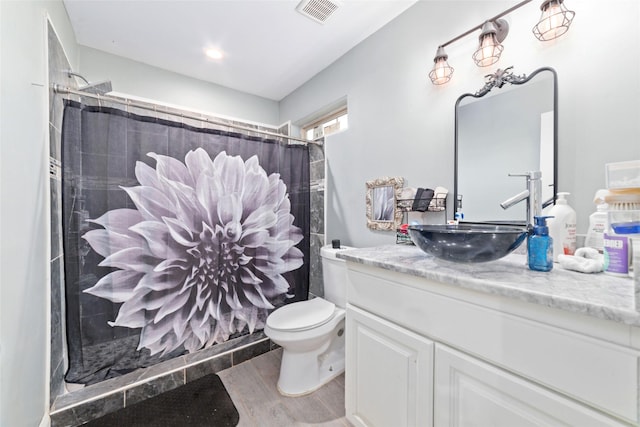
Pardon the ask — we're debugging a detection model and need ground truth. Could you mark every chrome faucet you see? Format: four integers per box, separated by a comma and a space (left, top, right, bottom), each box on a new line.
500, 171, 542, 228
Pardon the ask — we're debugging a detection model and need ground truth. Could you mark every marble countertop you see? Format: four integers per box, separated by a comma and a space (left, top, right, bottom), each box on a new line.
337, 244, 640, 326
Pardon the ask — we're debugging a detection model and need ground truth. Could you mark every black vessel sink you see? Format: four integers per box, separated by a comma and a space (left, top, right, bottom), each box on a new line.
408, 224, 528, 263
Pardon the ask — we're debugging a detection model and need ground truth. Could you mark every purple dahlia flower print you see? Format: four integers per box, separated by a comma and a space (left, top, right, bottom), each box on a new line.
83, 148, 304, 355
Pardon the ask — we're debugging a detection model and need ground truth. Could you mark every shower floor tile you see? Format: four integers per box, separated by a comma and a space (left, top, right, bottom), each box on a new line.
218, 348, 351, 427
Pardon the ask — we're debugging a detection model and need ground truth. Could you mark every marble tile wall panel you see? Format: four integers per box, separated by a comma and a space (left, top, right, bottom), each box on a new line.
124, 371, 184, 406
309, 142, 324, 163
232, 339, 271, 365
49, 172, 63, 260
310, 160, 325, 183
50, 392, 124, 427
48, 23, 77, 150
50, 256, 65, 404
185, 353, 232, 383
309, 141, 325, 300
311, 190, 325, 235
134, 355, 187, 383
183, 330, 267, 365
48, 20, 75, 407
309, 233, 325, 298
50, 359, 66, 413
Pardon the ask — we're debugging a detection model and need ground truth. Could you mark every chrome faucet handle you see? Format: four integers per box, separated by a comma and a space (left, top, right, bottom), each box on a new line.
500, 190, 529, 210
507, 171, 542, 179
503, 171, 543, 227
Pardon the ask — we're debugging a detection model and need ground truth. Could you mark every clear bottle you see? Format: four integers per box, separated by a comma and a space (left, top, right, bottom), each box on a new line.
528, 215, 553, 272
584, 203, 607, 253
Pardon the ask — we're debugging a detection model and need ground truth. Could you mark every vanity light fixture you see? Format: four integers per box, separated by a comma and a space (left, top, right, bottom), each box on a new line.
428, 46, 454, 85
429, 0, 575, 85
532, 0, 575, 41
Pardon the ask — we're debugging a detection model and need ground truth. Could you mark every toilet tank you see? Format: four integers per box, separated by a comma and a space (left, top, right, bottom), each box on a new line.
320, 245, 353, 308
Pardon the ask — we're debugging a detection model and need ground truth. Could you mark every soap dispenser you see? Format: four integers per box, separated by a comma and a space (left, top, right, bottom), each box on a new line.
528, 215, 554, 272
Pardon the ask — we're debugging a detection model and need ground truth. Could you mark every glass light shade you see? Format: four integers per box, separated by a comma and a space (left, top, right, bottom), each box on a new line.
533, 0, 575, 41
429, 48, 454, 85
472, 32, 503, 67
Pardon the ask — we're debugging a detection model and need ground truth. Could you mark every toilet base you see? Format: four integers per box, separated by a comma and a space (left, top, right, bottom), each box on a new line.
277, 366, 344, 397
275, 319, 346, 397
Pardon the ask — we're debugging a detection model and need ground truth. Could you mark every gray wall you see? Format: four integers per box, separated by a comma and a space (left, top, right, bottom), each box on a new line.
78, 46, 280, 126
281, 0, 640, 248
0, 2, 78, 426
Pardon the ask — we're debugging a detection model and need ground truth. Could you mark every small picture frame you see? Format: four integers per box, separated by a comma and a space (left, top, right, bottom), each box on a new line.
365, 176, 404, 231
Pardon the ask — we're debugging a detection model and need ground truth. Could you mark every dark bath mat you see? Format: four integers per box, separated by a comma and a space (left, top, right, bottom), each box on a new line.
85, 374, 239, 427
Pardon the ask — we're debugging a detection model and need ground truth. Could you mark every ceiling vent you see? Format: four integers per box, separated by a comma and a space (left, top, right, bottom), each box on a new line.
296, 0, 340, 24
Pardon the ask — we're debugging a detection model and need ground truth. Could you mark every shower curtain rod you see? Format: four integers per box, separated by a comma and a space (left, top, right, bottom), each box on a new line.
53, 84, 318, 146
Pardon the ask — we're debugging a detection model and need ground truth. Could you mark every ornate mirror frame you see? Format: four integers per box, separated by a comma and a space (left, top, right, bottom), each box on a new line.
366, 176, 404, 231
454, 66, 558, 224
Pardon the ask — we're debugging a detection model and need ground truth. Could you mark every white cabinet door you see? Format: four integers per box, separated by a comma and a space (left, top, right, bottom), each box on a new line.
346, 304, 434, 427
434, 344, 627, 427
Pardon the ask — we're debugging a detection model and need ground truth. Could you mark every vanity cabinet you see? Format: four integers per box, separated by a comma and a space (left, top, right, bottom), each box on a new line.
344, 262, 639, 427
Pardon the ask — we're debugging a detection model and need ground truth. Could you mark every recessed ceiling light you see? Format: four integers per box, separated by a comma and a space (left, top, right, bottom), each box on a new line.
205, 48, 224, 60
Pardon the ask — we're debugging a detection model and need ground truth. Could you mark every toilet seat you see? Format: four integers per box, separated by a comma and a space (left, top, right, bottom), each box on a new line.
266, 298, 336, 332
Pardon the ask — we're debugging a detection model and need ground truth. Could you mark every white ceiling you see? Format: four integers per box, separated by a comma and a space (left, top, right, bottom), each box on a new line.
63, 0, 418, 101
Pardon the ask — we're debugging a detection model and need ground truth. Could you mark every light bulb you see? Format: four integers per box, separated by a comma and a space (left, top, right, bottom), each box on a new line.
541, 4, 564, 39
533, 0, 575, 41
472, 21, 504, 67
480, 35, 497, 63
433, 59, 450, 83
429, 47, 454, 85
473, 35, 503, 67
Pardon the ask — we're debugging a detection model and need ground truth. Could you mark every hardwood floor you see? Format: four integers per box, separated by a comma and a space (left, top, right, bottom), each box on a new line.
219, 348, 351, 427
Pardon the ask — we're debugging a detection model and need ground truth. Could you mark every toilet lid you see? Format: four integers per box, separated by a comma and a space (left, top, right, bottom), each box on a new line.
267, 298, 336, 332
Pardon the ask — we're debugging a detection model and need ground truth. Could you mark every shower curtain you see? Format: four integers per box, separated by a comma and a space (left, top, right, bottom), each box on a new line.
61, 101, 310, 385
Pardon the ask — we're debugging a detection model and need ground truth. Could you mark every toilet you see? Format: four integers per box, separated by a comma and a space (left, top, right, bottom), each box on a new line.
264, 244, 351, 396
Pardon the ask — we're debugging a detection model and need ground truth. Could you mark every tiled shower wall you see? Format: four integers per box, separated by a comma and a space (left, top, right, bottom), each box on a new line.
48, 20, 76, 406
309, 141, 325, 298
47, 23, 305, 423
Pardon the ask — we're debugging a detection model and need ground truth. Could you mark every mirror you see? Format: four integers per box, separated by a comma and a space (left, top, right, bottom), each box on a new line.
454, 67, 557, 224
366, 176, 404, 230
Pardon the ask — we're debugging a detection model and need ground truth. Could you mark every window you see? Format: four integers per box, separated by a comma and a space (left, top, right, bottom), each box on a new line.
302, 107, 348, 141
